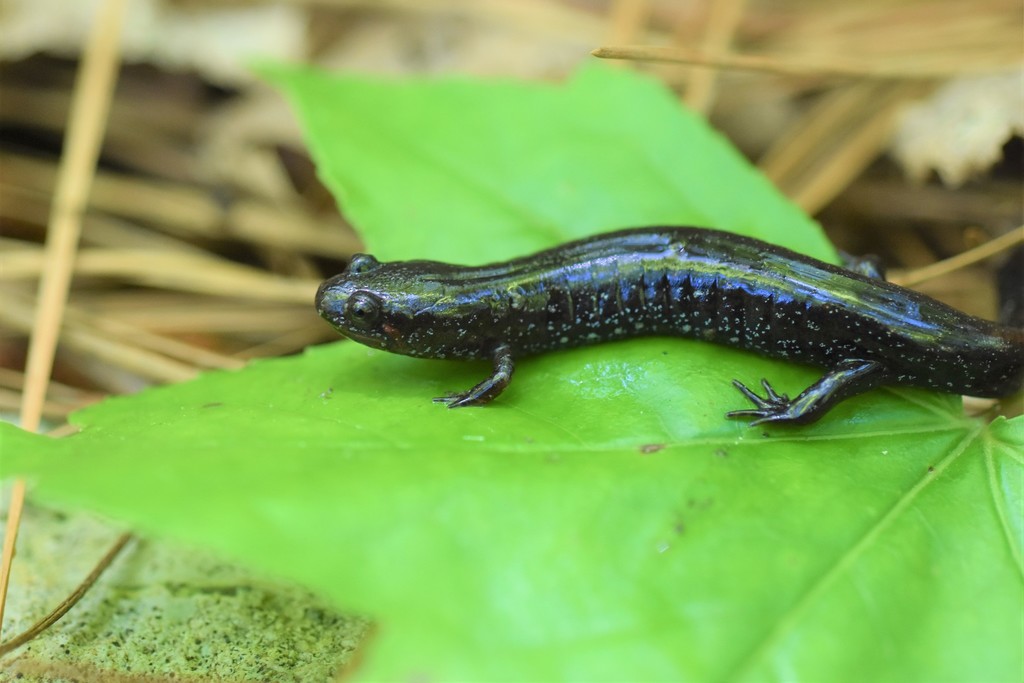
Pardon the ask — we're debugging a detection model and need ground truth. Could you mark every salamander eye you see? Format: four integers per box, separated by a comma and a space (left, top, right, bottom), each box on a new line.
344, 292, 382, 328
347, 254, 380, 274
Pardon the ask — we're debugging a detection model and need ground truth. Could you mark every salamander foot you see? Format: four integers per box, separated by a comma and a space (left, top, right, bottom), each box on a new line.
433, 393, 486, 408
727, 379, 798, 426
433, 343, 515, 409
727, 359, 887, 426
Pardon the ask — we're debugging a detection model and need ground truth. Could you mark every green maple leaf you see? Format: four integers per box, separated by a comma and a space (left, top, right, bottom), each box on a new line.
3, 65, 1021, 681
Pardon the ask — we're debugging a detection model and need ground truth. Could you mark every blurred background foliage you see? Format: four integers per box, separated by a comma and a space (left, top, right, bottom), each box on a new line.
1, 0, 1021, 409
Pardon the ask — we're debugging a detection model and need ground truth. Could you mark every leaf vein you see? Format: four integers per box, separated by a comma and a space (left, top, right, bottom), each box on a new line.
720, 423, 984, 682
984, 433, 1024, 582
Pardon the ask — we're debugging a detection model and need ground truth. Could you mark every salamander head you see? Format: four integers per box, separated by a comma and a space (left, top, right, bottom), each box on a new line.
315, 254, 408, 354
315, 253, 461, 358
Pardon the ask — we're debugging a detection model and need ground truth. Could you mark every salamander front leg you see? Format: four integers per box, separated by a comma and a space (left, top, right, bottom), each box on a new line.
434, 343, 515, 408
727, 359, 887, 425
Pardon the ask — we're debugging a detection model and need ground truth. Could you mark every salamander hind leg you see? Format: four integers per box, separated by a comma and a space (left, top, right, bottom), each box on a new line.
434, 343, 515, 408
839, 251, 887, 280
727, 359, 887, 425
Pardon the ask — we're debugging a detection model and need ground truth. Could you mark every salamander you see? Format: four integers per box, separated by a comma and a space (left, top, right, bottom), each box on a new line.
315, 227, 1024, 425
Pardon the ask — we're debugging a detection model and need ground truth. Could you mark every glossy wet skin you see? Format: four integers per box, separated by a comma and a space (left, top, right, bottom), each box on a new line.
316, 227, 1024, 424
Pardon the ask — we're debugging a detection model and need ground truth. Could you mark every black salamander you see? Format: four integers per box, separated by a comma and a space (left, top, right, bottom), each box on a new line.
315, 227, 1023, 425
